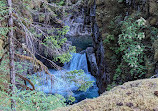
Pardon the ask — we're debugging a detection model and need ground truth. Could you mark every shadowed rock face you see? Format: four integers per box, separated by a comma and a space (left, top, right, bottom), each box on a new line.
153, 40, 158, 62
87, 0, 158, 94
54, 78, 158, 111
67, 36, 93, 52
89, 0, 109, 94
86, 47, 98, 77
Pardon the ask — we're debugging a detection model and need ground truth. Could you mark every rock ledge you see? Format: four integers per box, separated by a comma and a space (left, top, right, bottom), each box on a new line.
54, 78, 158, 111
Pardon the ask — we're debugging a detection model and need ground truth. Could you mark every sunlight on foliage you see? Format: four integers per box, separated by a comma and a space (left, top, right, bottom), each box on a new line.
66, 69, 94, 92
0, 89, 66, 111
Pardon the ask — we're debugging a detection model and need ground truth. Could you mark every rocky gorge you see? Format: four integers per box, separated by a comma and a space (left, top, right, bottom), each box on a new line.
1, 0, 157, 95
64, 0, 158, 94
86, 0, 158, 93
0, 0, 158, 110
38, 0, 158, 94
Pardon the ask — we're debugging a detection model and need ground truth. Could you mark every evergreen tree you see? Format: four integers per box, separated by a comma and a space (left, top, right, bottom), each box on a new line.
7, 0, 16, 110
0, 0, 93, 110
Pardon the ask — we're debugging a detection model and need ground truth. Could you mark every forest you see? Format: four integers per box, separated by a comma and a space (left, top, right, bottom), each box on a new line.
0, 0, 158, 111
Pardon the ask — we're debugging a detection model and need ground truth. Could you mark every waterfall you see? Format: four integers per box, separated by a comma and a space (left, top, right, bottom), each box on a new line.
31, 53, 99, 102
64, 53, 88, 73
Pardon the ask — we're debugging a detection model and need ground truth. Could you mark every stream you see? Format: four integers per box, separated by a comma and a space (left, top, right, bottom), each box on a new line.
32, 6, 99, 103
32, 53, 99, 103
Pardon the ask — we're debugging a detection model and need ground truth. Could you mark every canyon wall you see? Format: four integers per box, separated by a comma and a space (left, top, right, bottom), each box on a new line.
87, 0, 158, 93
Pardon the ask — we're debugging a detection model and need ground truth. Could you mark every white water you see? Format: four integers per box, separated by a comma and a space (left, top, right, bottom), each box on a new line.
64, 53, 89, 73
32, 53, 99, 102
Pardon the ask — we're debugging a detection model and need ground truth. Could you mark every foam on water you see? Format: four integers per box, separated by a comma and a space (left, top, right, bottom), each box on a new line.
32, 53, 99, 102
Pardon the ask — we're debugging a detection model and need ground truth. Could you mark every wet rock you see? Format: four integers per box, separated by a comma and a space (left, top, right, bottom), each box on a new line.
86, 47, 98, 76
63, 7, 91, 36
154, 91, 158, 97
80, 50, 86, 54
90, 1, 110, 94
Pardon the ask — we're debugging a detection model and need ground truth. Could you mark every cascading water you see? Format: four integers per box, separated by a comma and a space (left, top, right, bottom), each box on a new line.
64, 53, 89, 73
31, 53, 99, 103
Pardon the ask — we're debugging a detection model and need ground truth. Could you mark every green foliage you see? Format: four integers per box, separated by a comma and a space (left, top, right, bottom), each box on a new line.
117, 0, 124, 3
150, 27, 158, 42
42, 26, 69, 48
41, 26, 76, 63
106, 82, 117, 91
67, 95, 76, 103
0, 49, 9, 91
0, 0, 9, 38
55, 52, 72, 63
0, 0, 89, 110
0, 56, 67, 110
0, 54, 9, 74
105, 15, 158, 90
0, 0, 8, 18
55, 0, 65, 6
0, 53, 65, 111
66, 69, 94, 92
117, 17, 147, 78
0, 27, 9, 38
103, 33, 115, 44
0, 89, 66, 111
30, 25, 76, 63
15, 61, 32, 74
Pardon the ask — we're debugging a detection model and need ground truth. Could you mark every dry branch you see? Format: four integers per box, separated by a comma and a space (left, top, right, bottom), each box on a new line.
16, 73, 35, 90
15, 53, 53, 77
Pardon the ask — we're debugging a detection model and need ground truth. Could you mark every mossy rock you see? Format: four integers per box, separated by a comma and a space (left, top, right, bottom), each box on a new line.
149, 1, 158, 15
54, 78, 158, 111
96, 0, 104, 6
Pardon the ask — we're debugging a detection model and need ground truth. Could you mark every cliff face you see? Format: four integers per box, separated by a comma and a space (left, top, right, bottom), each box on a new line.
94, 0, 124, 93
54, 78, 158, 111
87, 0, 158, 93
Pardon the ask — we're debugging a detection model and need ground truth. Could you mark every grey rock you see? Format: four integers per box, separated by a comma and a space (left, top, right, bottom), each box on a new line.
86, 47, 98, 76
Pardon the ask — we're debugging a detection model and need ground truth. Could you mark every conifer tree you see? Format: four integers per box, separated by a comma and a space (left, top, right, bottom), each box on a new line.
7, 0, 16, 110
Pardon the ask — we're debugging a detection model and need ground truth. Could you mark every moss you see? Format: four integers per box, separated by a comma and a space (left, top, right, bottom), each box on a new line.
54, 78, 158, 111
149, 1, 158, 15
153, 40, 158, 62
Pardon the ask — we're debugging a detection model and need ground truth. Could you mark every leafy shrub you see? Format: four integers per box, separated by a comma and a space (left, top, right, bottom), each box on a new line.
0, 89, 66, 111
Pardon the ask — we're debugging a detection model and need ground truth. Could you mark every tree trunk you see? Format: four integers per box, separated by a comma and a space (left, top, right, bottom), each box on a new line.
8, 0, 16, 110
